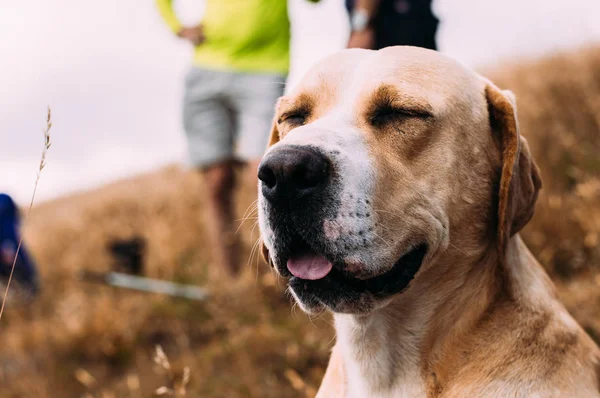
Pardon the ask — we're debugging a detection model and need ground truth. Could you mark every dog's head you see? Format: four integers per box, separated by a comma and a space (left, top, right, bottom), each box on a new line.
258, 47, 541, 314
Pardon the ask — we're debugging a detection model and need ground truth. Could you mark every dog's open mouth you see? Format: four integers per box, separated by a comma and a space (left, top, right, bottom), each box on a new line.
284, 237, 428, 303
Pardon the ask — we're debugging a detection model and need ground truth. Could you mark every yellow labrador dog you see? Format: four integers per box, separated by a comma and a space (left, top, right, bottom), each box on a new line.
257, 46, 600, 397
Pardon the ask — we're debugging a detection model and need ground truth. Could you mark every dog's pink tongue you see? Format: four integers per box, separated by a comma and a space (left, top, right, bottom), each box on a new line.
287, 255, 333, 280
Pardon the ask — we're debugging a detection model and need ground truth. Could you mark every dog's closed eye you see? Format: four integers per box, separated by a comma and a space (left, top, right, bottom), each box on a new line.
279, 111, 309, 127
276, 93, 315, 129
369, 105, 431, 128
369, 106, 422, 127
367, 85, 434, 129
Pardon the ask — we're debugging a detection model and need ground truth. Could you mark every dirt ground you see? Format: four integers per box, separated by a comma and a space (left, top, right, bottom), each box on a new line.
1, 46, 599, 397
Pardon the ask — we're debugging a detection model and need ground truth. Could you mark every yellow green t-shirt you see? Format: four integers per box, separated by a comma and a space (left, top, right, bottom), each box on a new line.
156, 0, 291, 74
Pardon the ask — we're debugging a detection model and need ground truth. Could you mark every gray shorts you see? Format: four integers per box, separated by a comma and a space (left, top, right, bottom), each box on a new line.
183, 67, 286, 168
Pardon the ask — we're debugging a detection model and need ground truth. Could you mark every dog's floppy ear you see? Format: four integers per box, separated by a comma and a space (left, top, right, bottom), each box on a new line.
485, 83, 542, 257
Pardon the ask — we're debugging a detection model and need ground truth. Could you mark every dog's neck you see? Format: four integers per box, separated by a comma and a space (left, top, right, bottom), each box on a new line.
332, 236, 556, 396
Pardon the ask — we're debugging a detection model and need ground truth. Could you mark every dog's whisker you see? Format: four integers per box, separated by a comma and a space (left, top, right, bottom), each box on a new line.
288, 288, 299, 316
373, 209, 403, 217
236, 204, 257, 222
254, 238, 263, 284
250, 219, 260, 239
235, 216, 258, 221
234, 215, 257, 234
326, 327, 337, 347
376, 222, 395, 235
246, 236, 262, 273
449, 242, 468, 256
306, 307, 328, 329
240, 199, 258, 220
307, 312, 318, 328
371, 231, 392, 249
235, 201, 259, 234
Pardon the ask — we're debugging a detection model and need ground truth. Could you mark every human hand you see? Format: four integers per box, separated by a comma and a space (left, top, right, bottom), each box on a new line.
1, 244, 15, 266
347, 28, 375, 50
178, 25, 205, 46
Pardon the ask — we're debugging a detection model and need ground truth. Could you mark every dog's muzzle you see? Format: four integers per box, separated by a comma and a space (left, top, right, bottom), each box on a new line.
258, 145, 339, 280
258, 144, 427, 313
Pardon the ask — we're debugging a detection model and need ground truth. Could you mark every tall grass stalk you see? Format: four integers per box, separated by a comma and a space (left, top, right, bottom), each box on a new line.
0, 107, 52, 321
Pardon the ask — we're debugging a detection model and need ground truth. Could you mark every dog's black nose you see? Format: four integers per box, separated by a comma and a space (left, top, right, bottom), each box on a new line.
258, 146, 330, 203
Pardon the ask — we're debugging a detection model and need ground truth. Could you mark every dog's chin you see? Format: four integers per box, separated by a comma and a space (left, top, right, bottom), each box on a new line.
286, 244, 428, 315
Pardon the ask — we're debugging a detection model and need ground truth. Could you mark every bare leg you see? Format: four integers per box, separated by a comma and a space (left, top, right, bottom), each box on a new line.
201, 161, 241, 277
247, 160, 261, 188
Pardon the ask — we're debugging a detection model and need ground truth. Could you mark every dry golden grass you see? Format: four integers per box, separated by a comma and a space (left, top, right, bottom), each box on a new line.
1, 168, 332, 398
1, 46, 599, 397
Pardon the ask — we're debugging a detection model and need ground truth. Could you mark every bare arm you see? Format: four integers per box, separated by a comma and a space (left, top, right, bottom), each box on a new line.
354, 0, 381, 15
155, 0, 183, 33
347, 0, 381, 49
155, 0, 205, 45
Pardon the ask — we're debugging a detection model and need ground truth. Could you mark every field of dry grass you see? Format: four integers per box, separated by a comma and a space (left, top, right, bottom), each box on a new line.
1, 46, 599, 397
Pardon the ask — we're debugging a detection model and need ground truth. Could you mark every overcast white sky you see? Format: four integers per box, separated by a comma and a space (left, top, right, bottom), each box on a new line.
1, 0, 599, 204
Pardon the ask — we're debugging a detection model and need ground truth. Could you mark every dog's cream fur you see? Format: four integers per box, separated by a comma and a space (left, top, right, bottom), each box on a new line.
259, 47, 600, 397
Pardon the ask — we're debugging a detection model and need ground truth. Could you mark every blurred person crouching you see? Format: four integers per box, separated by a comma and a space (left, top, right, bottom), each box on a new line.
0, 194, 39, 298
156, 0, 319, 278
346, 0, 438, 50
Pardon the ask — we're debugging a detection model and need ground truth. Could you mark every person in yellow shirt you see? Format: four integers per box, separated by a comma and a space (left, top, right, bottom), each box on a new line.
156, 0, 318, 277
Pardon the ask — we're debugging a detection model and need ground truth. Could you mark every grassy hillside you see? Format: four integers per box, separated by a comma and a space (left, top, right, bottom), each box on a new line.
1, 46, 599, 397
